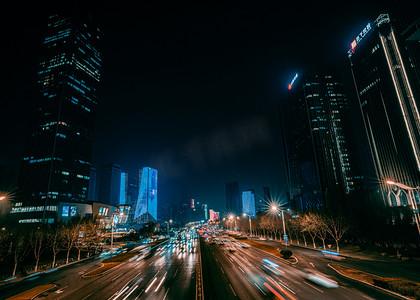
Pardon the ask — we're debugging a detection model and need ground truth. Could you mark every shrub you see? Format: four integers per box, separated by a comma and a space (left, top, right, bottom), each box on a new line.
280, 249, 293, 259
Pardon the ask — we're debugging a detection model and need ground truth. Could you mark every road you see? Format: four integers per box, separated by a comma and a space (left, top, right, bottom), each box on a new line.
200, 236, 402, 299
1, 239, 197, 300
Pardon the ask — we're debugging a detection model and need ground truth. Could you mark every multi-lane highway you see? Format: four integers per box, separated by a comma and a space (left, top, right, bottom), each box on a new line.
200, 234, 402, 299
1, 237, 198, 300
1, 228, 415, 300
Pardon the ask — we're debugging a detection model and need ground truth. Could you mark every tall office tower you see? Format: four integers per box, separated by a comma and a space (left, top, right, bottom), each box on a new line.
87, 167, 97, 201
98, 164, 121, 206
242, 189, 256, 217
119, 172, 128, 205
14, 13, 102, 224
134, 167, 158, 224
225, 182, 241, 213
348, 12, 420, 207
281, 72, 355, 212
260, 186, 272, 212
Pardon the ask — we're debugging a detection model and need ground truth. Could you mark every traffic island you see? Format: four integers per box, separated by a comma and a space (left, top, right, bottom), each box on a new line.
330, 264, 420, 299
237, 239, 298, 264
6, 284, 57, 300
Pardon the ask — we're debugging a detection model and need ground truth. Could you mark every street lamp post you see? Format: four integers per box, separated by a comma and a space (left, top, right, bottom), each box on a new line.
271, 205, 288, 249
243, 213, 253, 240
386, 180, 420, 236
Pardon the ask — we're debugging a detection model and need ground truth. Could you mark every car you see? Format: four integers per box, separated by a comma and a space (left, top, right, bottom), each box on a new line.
219, 241, 225, 245
228, 245, 236, 252
241, 243, 250, 248
259, 237, 266, 241
302, 269, 339, 288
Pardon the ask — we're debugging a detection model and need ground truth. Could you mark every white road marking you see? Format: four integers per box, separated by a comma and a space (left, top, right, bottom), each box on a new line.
220, 267, 225, 274
238, 266, 245, 273
303, 281, 324, 293
82, 292, 94, 300
163, 288, 170, 300
254, 282, 266, 296
144, 277, 158, 293
122, 285, 138, 300
277, 279, 296, 294
310, 262, 315, 267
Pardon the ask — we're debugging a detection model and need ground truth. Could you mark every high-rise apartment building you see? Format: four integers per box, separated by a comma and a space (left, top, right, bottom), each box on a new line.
13, 13, 102, 223
225, 181, 241, 213
119, 172, 128, 205
134, 167, 158, 224
281, 72, 355, 212
348, 12, 420, 208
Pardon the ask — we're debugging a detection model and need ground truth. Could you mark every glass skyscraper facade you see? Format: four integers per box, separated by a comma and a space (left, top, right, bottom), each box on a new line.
134, 167, 158, 224
349, 12, 420, 208
13, 13, 102, 223
225, 181, 241, 214
242, 189, 256, 217
281, 72, 355, 212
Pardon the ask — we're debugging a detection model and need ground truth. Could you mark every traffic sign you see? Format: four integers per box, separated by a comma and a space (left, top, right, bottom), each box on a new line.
283, 234, 288, 243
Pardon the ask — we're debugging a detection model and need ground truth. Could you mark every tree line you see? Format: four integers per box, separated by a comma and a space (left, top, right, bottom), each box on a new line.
0, 219, 105, 278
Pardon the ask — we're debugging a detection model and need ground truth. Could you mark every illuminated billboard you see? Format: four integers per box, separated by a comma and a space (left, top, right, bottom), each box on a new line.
348, 23, 372, 56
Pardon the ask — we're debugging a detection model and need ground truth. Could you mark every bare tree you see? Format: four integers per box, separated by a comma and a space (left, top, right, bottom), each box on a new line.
0, 229, 11, 264
325, 214, 352, 253
10, 229, 31, 277
288, 217, 301, 245
310, 213, 328, 250
49, 226, 62, 268
62, 224, 79, 264
301, 214, 317, 248
259, 215, 271, 238
31, 229, 46, 272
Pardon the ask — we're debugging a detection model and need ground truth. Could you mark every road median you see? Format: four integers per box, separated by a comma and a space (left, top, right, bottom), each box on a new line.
329, 264, 419, 299
6, 284, 57, 300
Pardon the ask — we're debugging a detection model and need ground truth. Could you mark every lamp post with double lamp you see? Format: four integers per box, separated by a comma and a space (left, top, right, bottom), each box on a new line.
243, 213, 253, 240
386, 180, 420, 236
110, 210, 123, 262
271, 205, 289, 249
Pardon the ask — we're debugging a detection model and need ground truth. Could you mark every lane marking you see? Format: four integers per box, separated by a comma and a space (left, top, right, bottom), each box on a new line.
229, 283, 237, 297
254, 282, 266, 296
277, 279, 296, 294
264, 282, 286, 300
238, 266, 245, 273
144, 277, 158, 293
82, 292, 94, 300
154, 274, 167, 292
310, 262, 315, 268
173, 268, 179, 278
266, 277, 296, 300
303, 281, 324, 293
163, 288, 170, 300
220, 267, 225, 274
122, 285, 138, 300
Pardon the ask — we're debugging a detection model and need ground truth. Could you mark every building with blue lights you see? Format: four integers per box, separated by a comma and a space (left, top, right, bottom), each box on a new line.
242, 189, 256, 217
13, 13, 102, 224
134, 167, 158, 225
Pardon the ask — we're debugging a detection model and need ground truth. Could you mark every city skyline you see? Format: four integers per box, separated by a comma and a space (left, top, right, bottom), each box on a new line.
0, 0, 407, 213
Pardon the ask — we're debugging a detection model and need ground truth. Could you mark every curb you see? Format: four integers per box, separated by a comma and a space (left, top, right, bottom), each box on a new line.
328, 264, 411, 300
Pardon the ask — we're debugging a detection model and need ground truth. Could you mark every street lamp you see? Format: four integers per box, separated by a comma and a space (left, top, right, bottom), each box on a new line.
165, 220, 173, 235
271, 205, 288, 249
243, 213, 253, 240
0, 196, 5, 201
386, 180, 420, 236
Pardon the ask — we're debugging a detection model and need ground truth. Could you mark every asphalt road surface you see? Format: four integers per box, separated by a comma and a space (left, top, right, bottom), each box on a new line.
1, 239, 197, 300
200, 236, 402, 300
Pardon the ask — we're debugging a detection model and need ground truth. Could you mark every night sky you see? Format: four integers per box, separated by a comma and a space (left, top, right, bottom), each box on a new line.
1, 0, 400, 213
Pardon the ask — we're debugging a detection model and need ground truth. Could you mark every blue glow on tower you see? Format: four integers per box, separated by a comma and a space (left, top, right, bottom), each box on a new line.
135, 167, 158, 221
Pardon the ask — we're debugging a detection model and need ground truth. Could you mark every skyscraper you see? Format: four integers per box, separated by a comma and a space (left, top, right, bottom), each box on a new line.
98, 164, 121, 206
134, 167, 158, 224
281, 72, 355, 212
348, 12, 420, 207
242, 189, 256, 217
119, 172, 128, 205
225, 181, 241, 214
13, 13, 102, 224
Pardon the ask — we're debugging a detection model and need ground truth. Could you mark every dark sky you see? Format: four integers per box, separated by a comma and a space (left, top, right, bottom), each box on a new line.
1, 0, 400, 213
